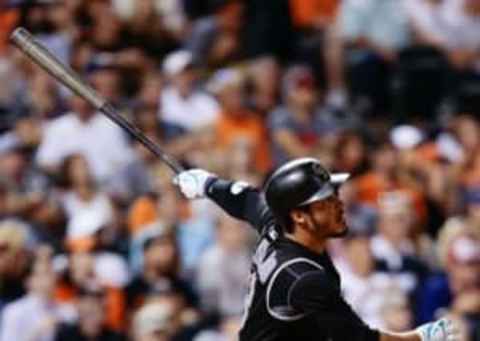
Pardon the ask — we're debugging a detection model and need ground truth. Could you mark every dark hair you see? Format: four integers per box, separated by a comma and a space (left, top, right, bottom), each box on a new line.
78, 284, 106, 299
143, 232, 180, 278
57, 153, 95, 189
209, 0, 240, 12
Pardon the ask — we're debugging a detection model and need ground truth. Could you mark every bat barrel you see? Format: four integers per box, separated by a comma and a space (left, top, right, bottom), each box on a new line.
10, 27, 184, 175
10, 27, 105, 109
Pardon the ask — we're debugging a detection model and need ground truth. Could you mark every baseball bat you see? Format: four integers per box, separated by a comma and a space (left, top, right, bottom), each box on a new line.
10, 27, 184, 174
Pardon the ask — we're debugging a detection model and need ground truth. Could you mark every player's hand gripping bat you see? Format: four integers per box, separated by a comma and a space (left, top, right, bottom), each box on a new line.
10, 27, 184, 174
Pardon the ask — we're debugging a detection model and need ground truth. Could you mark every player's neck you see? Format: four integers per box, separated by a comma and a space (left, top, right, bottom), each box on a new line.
286, 230, 328, 254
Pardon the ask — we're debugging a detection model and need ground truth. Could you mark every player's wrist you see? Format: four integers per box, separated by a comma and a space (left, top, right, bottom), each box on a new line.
380, 330, 422, 341
204, 176, 218, 196
173, 169, 216, 199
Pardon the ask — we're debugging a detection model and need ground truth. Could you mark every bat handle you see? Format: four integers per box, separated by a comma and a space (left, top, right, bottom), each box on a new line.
100, 103, 184, 174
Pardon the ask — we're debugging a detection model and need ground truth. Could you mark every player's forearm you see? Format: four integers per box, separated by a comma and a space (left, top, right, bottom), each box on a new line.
206, 178, 250, 219
380, 331, 421, 341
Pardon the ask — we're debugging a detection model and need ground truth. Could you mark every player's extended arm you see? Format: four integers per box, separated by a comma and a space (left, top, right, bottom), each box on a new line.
288, 270, 458, 341
173, 169, 274, 232
380, 318, 458, 341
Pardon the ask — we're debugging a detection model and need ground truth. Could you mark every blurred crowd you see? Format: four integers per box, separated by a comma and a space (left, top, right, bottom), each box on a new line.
0, 0, 479, 340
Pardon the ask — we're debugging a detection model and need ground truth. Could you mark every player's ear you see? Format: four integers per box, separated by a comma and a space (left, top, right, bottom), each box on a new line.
290, 209, 312, 230
290, 209, 304, 224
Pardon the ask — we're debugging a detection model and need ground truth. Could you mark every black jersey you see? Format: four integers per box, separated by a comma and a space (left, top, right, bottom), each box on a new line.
206, 178, 380, 341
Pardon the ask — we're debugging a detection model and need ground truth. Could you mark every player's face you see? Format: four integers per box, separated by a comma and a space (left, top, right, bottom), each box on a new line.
309, 194, 348, 238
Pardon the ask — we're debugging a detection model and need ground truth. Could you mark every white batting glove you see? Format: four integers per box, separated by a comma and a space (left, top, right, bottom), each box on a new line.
173, 169, 215, 199
416, 318, 459, 341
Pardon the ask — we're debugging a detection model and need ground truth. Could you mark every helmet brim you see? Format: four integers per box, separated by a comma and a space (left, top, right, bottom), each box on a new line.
298, 172, 350, 207
331, 173, 350, 185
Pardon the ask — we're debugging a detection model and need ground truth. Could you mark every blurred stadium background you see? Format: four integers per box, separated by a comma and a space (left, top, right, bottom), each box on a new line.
0, 0, 479, 340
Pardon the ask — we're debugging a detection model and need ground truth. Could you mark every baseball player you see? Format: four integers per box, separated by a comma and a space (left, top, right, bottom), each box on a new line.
174, 158, 458, 341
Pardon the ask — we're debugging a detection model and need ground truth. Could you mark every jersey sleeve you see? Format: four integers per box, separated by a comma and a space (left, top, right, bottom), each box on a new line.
289, 270, 380, 341
205, 178, 275, 234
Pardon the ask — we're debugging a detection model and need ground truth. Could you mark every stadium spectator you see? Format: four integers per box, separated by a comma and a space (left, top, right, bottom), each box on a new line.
132, 301, 175, 341
0, 219, 34, 311
35, 94, 134, 184
126, 227, 197, 312
160, 50, 220, 131
54, 285, 126, 341
208, 67, 271, 173
405, 0, 480, 71
55, 250, 127, 333
419, 219, 480, 325
268, 65, 340, 166
370, 192, 429, 293
196, 212, 251, 316
335, 232, 400, 329
185, 0, 244, 68
0, 254, 75, 341
246, 56, 281, 115
334, 0, 412, 113
58, 154, 114, 248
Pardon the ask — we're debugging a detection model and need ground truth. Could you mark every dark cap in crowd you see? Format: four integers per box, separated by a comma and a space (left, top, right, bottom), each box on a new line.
209, 0, 241, 12
78, 282, 106, 298
85, 53, 118, 75
282, 65, 315, 96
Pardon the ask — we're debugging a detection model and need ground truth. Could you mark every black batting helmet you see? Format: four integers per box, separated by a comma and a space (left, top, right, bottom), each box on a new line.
264, 158, 349, 229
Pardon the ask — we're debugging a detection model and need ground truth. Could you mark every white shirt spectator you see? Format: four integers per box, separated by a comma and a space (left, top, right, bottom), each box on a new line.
335, 258, 400, 329
370, 235, 418, 292
160, 86, 219, 131
62, 191, 114, 241
404, 0, 480, 50
94, 252, 130, 288
338, 0, 411, 50
196, 244, 250, 316
370, 234, 416, 270
0, 295, 76, 341
112, 0, 185, 34
36, 112, 134, 183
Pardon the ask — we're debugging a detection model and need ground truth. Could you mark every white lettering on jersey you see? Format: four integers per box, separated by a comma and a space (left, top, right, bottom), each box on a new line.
241, 237, 278, 328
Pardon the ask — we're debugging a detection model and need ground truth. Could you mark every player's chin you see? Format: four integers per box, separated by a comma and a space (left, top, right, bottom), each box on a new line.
331, 221, 349, 238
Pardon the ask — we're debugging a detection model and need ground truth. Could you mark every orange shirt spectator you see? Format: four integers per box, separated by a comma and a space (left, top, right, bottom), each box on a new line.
354, 172, 427, 224
127, 195, 158, 236
55, 283, 126, 332
0, 9, 19, 55
289, 0, 339, 29
208, 67, 272, 173
127, 192, 192, 237
216, 109, 271, 173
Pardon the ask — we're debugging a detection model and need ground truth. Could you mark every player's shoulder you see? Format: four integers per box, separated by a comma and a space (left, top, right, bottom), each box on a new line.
278, 255, 325, 274
274, 238, 325, 270
269, 246, 326, 288
264, 255, 325, 321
